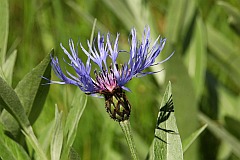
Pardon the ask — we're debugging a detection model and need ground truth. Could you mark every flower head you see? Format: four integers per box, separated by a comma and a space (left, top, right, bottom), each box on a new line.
48, 26, 173, 121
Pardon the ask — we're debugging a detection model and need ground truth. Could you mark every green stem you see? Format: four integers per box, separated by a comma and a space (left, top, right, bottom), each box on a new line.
119, 120, 138, 160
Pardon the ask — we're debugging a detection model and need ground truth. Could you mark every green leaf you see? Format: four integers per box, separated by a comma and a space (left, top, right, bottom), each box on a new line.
207, 23, 239, 65
23, 126, 48, 160
61, 89, 87, 159
148, 81, 183, 160
207, 24, 240, 90
164, 1, 199, 153
0, 122, 17, 160
184, 16, 207, 98
0, 79, 46, 159
218, 1, 240, 20
0, 76, 30, 131
0, 110, 19, 137
182, 124, 207, 153
164, 48, 199, 160
102, 0, 137, 29
0, 0, 8, 65
38, 120, 55, 154
2, 50, 17, 86
0, 122, 31, 160
218, 1, 240, 33
0, 138, 16, 160
0, 57, 49, 160
181, 0, 197, 39
51, 106, 63, 160
166, 0, 187, 44
65, 89, 87, 146
0, 50, 52, 137
199, 112, 240, 158
218, 85, 240, 122
225, 116, 240, 140
15, 49, 52, 124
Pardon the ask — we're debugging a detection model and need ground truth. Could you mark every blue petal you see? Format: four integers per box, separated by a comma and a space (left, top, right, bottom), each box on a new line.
50, 41, 97, 93
116, 26, 171, 87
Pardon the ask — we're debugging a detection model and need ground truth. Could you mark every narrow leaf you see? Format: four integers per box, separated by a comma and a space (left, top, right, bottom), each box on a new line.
0, 50, 52, 137
182, 124, 207, 153
2, 50, 17, 86
23, 126, 48, 160
0, 0, 9, 64
0, 64, 48, 160
185, 16, 207, 98
181, 0, 197, 38
51, 106, 63, 160
0, 122, 16, 160
0, 122, 31, 160
198, 112, 240, 158
164, 3, 199, 157
38, 120, 55, 154
166, 0, 187, 43
102, 0, 137, 29
0, 138, 16, 160
218, 1, 240, 20
225, 116, 240, 140
148, 81, 183, 160
15, 49, 52, 124
218, 1, 240, 33
61, 89, 87, 159
0, 76, 30, 131
207, 24, 240, 89
65, 89, 87, 146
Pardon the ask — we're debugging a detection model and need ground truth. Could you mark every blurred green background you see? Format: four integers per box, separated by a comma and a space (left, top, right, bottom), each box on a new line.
4, 0, 240, 159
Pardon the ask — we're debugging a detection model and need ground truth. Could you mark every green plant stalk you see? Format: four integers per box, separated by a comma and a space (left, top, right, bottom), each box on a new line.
119, 120, 138, 160
22, 126, 48, 160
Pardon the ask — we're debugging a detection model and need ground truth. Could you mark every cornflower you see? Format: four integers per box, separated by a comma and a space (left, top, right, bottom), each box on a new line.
48, 26, 173, 122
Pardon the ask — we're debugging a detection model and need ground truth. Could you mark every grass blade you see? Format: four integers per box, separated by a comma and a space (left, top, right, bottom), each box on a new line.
0, 0, 8, 64
102, 0, 136, 29
199, 112, 240, 158
166, 0, 187, 43
207, 24, 240, 89
2, 50, 17, 86
61, 89, 87, 159
23, 126, 48, 160
51, 106, 63, 160
65, 90, 87, 146
184, 16, 207, 98
182, 124, 207, 153
218, 1, 240, 32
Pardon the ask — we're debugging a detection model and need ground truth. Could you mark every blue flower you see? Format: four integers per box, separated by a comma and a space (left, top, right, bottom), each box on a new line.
49, 26, 173, 121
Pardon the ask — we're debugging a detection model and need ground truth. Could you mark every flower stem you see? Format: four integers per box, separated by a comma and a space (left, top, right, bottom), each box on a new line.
119, 120, 138, 160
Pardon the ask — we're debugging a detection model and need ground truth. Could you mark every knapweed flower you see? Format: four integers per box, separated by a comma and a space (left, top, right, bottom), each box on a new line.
48, 26, 173, 122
